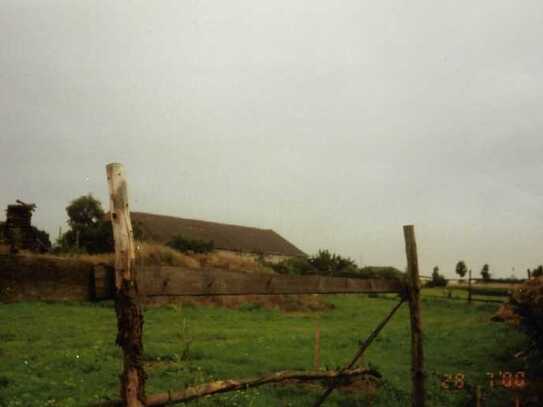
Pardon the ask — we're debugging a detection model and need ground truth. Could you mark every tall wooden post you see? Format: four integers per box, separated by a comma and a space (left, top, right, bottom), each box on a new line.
468, 269, 472, 304
106, 163, 145, 407
403, 225, 425, 407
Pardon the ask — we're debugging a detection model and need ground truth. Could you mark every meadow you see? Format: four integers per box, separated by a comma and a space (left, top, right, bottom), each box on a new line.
0, 295, 529, 406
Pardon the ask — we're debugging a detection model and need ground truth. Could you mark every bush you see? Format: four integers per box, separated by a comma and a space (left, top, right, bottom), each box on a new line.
307, 249, 358, 275
531, 266, 543, 278
270, 256, 316, 275
167, 235, 214, 254
511, 279, 543, 372
270, 250, 403, 280
60, 220, 113, 254
427, 267, 447, 288
31, 226, 51, 251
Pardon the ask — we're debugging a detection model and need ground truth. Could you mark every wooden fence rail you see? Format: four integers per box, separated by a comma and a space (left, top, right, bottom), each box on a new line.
137, 266, 405, 296
102, 163, 426, 407
93, 266, 405, 299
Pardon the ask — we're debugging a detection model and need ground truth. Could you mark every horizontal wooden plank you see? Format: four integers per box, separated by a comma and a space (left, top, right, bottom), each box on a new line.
136, 266, 404, 296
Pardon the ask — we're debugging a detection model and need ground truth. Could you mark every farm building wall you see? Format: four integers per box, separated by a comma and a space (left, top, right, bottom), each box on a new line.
0, 254, 98, 302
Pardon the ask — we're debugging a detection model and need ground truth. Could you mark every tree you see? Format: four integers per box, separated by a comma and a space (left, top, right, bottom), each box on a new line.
532, 265, 543, 278
308, 249, 335, 274
31, 226, 51, 251
429, 266, 447, 287
61, 194, 113, 254
308, 250, 358, 276
455, 260, 467, 278
481, 264, 491, 281
66, 194, 105, 229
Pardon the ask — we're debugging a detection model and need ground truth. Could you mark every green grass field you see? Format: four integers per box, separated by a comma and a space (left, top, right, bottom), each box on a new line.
0, 296, 529, 406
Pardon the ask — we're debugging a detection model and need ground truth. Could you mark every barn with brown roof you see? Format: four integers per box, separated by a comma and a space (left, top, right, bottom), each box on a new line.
131, 212, 305, 263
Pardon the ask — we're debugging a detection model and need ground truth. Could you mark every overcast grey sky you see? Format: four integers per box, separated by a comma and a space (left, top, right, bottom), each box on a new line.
1, 0, 542, 278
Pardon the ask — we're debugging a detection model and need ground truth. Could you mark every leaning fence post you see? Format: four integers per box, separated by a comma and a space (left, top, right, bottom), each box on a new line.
107, 163, 145, 407
403, 225, 425, 407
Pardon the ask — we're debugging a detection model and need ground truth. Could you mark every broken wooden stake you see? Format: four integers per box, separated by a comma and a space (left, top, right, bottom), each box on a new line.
403, 225, 425, 407
107, 163, 145, 407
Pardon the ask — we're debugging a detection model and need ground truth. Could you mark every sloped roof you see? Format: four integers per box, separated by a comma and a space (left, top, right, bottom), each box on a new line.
130, 212, 305, 257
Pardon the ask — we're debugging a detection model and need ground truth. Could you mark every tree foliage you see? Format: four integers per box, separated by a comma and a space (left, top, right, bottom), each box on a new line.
59, 194, 113, 254
167, 235, 214, 254
66, 194, 105, 229
31, 226, 51, 250
307, 249, 358, 275
481, 264, 491, 281
428, 266, 447, 287
455, 260, 468, 278
271, 249, 403, 280
531, 266, 543, 278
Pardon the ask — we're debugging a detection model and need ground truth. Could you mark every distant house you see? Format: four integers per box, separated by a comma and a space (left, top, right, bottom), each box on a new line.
130, 212, 305, 263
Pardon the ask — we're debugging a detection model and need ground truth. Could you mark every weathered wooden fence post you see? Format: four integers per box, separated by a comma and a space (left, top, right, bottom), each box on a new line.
468, 269, 472, 304
403, 225, 425, 407
106, 163, 145, 407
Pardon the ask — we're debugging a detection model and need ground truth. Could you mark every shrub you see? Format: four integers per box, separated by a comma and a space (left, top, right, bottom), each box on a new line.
270, 256, 316, 275
271, 251, 403, 280
531, 266, 543, 278
427, 266, 447, 288
167, 235, 214, 254
307, 249, 358, 275
31, 226, 51, 251
511, 278, 543, 370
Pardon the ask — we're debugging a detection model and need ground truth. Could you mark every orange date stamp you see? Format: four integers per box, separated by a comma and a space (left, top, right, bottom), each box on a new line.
440, 371, 527, 391
440, 371, 528, 406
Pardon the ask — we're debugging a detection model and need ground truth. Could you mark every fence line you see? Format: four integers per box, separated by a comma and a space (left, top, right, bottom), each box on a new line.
101, 163, 425, 407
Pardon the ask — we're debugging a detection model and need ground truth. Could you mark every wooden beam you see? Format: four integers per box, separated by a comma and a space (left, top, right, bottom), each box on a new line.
106, 163, 145, 407
94, 368, 380, 407
136, 266, 404, 296
403, 225, 425, 407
